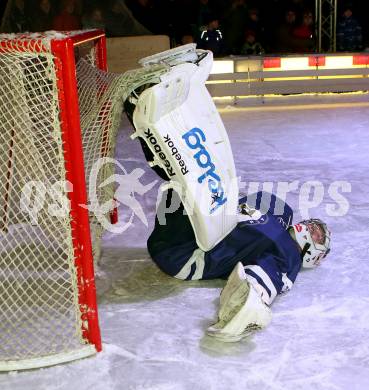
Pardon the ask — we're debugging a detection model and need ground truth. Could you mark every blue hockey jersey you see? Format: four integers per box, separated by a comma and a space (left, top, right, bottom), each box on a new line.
147, 191, 302, 305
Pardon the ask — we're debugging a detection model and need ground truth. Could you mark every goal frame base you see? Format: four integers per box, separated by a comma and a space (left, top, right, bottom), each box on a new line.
0, 345, 96, 372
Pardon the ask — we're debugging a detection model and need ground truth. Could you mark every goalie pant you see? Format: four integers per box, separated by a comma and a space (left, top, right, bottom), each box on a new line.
147, 190, 302, 305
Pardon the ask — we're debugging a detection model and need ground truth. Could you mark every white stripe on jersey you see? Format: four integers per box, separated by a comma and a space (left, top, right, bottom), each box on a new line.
244, 273, 272, 305
281, 273, 293, 292
174, 248, 205, 280
244, 265, 278, 303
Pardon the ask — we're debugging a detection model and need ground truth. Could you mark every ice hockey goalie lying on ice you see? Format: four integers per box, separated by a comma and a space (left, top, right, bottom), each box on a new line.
148, 189, 331, 342
125, 44, 331, 342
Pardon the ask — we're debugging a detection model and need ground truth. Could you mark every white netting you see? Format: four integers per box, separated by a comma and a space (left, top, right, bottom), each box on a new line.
0, 40, 84, 364
0, 33, 167, 370
77, 59, 167, 262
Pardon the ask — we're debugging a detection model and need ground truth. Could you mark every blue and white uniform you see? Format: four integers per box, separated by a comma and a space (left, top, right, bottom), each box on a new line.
147, 190, 302, 305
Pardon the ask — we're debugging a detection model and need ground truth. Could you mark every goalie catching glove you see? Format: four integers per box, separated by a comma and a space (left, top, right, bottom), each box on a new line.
206, 262, 272, 342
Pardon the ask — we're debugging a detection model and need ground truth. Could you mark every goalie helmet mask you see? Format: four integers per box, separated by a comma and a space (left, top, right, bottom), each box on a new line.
291, 219, 331, 268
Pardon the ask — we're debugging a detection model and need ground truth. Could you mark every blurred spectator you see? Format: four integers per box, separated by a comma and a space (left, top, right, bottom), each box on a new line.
241, 30, 264, 55
151, 0, 196, 44
258, 0, 281, 52
180, 33, 194, 45
126, 0, 161, 34
30, 0, 54, 32
74, 0, 83, 15
4, 0, 366, 54
222, 0, 248, 54
105, 0, 151, 37
245, 7, 265, 45
289, 0, 304, 17
293, 9, 315, 52
177, 24, 196, 46
82, 5, 105, 30
274, 7, 299, 52
196, 13, 225, 57
337, 4, 362, 51
7, 0, 30, 32
196, 0, 213, 30
0, 2, 6, 22
52, 0, 81, 31
190, 0, 219, 42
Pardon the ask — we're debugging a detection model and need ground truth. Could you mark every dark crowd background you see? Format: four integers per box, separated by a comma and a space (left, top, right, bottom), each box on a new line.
0, 0, 368, 55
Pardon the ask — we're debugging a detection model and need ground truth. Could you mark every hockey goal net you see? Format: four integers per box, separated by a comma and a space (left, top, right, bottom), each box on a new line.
0, 30, 166, 371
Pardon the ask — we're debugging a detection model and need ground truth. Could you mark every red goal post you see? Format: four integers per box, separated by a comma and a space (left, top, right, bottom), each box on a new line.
0, 30, 107, 371
0, 28, 169, 371
51, 30, 106, 354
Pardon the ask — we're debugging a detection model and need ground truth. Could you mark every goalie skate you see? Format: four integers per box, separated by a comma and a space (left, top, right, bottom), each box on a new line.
207, 263, 272, 342
139, 43, 200, 67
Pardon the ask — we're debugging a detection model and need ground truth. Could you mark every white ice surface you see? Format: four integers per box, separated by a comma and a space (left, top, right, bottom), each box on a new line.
2, 100, 369, 390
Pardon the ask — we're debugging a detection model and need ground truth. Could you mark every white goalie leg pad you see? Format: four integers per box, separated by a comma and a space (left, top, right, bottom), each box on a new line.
132, 50, 238, 251
207, 264, 272, 342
